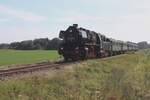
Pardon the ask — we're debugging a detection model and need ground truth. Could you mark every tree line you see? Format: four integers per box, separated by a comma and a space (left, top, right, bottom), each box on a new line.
0, 38, 149, 50
0, 38, 62, 50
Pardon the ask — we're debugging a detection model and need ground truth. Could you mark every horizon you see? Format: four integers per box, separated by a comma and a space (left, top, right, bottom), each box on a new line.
0, 35, 149, 44
0, 0, 150, 43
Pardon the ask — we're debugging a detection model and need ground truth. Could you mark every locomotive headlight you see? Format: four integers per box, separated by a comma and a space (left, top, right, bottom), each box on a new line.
85, 47, 88, 51
60, 47, 63, 50
75, 47, 79, 50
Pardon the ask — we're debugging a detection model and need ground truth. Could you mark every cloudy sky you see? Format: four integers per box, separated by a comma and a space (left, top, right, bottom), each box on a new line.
0, 0, 150, 43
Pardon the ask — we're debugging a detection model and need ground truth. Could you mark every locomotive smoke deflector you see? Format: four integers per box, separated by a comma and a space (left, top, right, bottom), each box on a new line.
59, 30, 65, 39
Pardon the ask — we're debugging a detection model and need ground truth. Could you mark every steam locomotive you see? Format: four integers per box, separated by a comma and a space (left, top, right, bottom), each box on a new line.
58, 24, 138, 61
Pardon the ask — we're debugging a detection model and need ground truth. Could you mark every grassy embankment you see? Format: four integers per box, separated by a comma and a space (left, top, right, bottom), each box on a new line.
0, 50, 150, 100
0, 50, 60, 69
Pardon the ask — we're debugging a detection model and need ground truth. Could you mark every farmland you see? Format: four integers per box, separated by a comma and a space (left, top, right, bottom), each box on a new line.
0, 50, 59, 68
0, 50, 150, 100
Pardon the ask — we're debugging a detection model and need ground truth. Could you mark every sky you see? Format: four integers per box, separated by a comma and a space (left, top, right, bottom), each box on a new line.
0, 0, 150, 43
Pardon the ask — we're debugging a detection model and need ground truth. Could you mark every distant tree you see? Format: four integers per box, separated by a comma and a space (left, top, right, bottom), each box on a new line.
0, 43, 10, 49
19, 40, 34, 50
48, 38, 62, 50
33, 38, 49, 50
10, 42, 21, 49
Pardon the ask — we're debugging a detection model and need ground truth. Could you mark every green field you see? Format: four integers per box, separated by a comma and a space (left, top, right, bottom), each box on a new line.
0, 50, 59, 68
0, 50, 150, 100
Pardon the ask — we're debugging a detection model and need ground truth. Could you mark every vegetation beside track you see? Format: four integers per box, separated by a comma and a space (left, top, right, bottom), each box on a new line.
0, 50, 59, 69
0, 50, 150, 100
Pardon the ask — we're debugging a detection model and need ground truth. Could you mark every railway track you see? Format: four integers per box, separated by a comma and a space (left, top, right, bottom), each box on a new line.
0, 61, 71, 79
0, 54, 127, 79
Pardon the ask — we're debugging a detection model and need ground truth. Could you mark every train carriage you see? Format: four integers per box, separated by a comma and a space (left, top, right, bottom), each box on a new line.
122, 42, 128, 52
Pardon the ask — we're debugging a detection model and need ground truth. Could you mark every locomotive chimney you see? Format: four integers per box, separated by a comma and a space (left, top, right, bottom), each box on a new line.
73, 24, 78, 28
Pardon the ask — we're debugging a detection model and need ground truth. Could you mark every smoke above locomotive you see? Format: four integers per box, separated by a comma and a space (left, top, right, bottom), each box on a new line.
58, 24, 138, 61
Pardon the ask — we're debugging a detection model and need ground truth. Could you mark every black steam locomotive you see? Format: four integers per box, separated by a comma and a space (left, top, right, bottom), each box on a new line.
58, 24, 138, 61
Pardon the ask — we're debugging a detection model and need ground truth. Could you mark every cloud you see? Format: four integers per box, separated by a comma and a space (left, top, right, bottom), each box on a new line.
0, 5, 47, 22
0, 18, 10, 22
57, 11, 104, 23
0, 26, 51, 43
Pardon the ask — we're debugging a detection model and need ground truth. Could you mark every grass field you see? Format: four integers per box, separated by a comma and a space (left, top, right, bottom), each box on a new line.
0, 50, 150, 100
0, 50, 59, 68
